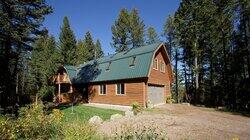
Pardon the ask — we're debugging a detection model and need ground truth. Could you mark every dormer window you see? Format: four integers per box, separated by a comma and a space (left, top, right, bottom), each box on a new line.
129, 56, 136, 67
106, 61, 111, 71
153, 58, 158, 70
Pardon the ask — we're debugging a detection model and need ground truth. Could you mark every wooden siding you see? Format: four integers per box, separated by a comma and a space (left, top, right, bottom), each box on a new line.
55, 45, 172, 107
88, 81, 145, 106
147, 47, 172, 102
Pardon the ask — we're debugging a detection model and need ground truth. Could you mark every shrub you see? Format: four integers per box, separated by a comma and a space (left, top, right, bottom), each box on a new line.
63, 121, 99, 140
131, 102, 142, 115
0, 103, 64, 139
40, 86, 55, 102
146, 100, 153, 109
108, 124, 167, 140
166, 95, 175, 104
0, 116, 14, 139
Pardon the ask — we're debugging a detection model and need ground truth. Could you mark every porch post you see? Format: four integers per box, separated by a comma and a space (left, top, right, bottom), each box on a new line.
70, 84, 73, 93
58, 83, 61, 103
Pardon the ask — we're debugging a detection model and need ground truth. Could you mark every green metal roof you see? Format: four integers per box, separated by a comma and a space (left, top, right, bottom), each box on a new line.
64, 42, 164, 84
63, 65, 77, 81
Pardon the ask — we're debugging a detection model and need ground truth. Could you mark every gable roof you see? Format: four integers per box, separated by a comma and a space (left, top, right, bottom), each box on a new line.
63, 42, 171, 84
63, 65, 77, 82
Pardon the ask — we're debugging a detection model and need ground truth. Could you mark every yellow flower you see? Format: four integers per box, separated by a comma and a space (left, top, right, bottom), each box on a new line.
232, 137, 239, 140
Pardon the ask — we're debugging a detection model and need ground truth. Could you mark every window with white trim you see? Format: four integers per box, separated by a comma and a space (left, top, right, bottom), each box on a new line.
116, 83, 125, 95
153, 58, 158, 70
160, 60, 165, 72
99, 84, 106, 95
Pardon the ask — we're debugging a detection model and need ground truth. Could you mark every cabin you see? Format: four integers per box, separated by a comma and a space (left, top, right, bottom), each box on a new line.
53, 42, 173, 107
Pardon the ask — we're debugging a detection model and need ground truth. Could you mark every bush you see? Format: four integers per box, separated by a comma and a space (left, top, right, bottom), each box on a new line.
146, 100, 153, 109
108, 124, 167, 140
0, 116, 13, 139
166, 95, 175, 104
0, 103, 64, 139
131, 102, 142, 115
40, 86, 55, 102
63, 121, 99, 140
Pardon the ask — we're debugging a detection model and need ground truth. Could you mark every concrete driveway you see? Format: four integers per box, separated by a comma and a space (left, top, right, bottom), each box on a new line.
99, 104, 250, 140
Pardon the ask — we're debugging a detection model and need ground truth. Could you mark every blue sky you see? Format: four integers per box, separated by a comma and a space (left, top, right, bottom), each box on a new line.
43, 0, 180, 55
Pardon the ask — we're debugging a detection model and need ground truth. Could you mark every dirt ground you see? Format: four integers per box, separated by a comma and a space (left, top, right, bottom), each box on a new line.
98, 104, 250, 140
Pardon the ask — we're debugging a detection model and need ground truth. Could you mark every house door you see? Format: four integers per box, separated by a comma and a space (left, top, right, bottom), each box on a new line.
148, 85, 165, 105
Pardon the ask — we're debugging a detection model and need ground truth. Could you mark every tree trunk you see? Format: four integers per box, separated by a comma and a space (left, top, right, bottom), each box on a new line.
194, 42, 199, 90
210, 48, 214, 106
175, 48, 178, 103
1, 38, 11, 108
16, 73, 19, 103
184, 62, 188, 102
35, 93, 38, 105
168, 36, 172, 61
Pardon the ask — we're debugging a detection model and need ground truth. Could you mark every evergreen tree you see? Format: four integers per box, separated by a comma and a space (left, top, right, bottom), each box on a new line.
174, 0, 217, 104
83, 31, 95, 61
28, 35, 60, 102
95, 39, 104, 58
59, 16, 77, 65
111, 8, 145, 52
76, 40, 88, 65
0, 0, 52, 108
171, 0, 250, 111
163, 15, 175, 60
129, 8, 145, 48
111, 8, 130, 52
146, 27, 160, 45
163, 15, 180, 102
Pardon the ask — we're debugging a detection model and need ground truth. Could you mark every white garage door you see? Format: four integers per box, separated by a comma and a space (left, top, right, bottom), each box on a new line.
148, 85, 165, 105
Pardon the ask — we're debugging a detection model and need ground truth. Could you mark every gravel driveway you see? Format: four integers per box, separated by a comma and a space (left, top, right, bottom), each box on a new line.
98, 104, 250, 140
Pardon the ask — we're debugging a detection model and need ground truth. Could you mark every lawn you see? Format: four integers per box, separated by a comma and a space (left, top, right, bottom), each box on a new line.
61, 104, 124, 123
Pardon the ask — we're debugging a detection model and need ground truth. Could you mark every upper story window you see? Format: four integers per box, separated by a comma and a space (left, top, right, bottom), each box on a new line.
99, 84, 106, 95
129, 56, 136, 67
160, 60, 165, 72
106, 61, 111, 71
153, 58, 158, 70
116, 83, 125, 95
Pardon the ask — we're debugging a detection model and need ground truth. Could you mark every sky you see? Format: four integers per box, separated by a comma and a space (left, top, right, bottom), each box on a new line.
43, 0, 181, 55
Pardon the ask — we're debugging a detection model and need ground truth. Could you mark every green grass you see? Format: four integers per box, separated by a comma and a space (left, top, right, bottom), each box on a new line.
61, 105, 124, 123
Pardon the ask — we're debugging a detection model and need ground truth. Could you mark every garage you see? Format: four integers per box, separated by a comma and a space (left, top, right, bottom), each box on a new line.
147, 85, 165, 105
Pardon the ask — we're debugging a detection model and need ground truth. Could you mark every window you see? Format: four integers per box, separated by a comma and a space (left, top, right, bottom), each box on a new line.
116, 83, 125, 95
99, 84, 106, 95
106, 61, 111, 71
153, 59, 158, 70
129, 56, 136, 67
160, 60, 165, 72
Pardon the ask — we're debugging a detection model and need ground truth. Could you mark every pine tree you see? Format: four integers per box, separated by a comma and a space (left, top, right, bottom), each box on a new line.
28, 35, 60, 102
83, 31, 95, 61
146, 27, 160, 45
163, 15, 179, 102
129, 8, 145, 48
111, 8, 145, 52
95, 39, 104, 58
0, 0, 52, 108
163, 15, 175, 60
111, 8, 130, 52
59, 16, 77, 65
76, 40, 88, 65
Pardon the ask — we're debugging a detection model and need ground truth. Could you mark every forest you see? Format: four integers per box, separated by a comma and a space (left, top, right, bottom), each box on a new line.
0, 0, 249, 115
